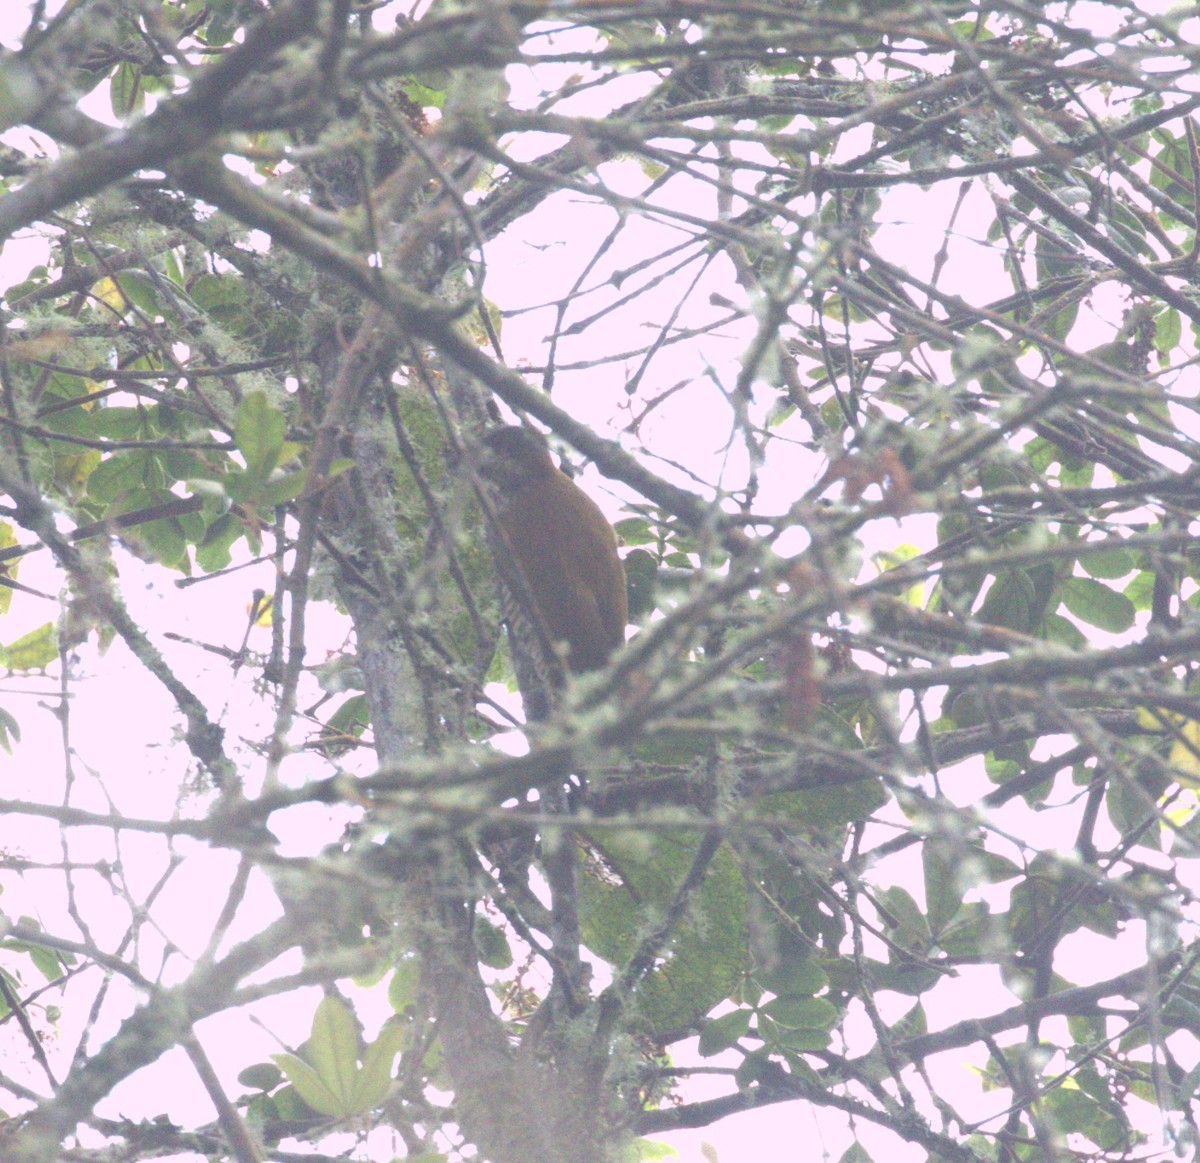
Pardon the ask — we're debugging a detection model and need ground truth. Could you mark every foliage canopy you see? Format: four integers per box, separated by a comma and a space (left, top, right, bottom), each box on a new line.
2, 1, 1200, 1161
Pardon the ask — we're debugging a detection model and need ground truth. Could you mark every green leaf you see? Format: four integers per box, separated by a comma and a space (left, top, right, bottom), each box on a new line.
234, 392, 287, 482
113, 271, 165, 316
1123, 570, 1156, 612
1041, 611, 1086, 648
1155, 307, 1182, 355
308, 996, 359, 1108
272, 997, 397, 1117
273, 1052, 344, 1117
1, 623, 58, 671
757, 1013, 831, 1051
1024, 436, 1057, 473
1068, 1011, 1107, 1044
758, 996, 837, 1030
613, 517, 654, 546
402, 77, 447, 111
196, 512, 242, 572
164, 248, 185, 287
976, 570, 1036, 632
1079, 548, 1135, 580
238, 1063, 283, 1092
473, 917, 513, 969
1060, 459, 1096, 491
623, 548, 658, 620
3, 930, 62, 983
936, 901, 989, 957
0, 706, 20, 753
263, 470, 308, 507
353, 1021, 403, 1110
270, 1083, 311, 1120
110, 62, 143, 118
886, 1001, 928, 1041
189, 271, 248, 315
760, 765, 886, 829
388, 957, 420, 1012
90, 406, 146, 441
87, 451, 152, 503
108, 489, 194, 569
756, 960, 828, 999
1042, 1084, 1129, 1151
579, 834, 749, 1036
733, 1048, 780, 1088
1060, 576, 1135, 633
877, 885, 930, 947
621, 1138, 678, 1161
697, 1008, 751, 1057
923, 843, 963, 935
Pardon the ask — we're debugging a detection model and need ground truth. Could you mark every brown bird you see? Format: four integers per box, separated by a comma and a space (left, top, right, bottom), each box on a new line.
480, 426, 627, 674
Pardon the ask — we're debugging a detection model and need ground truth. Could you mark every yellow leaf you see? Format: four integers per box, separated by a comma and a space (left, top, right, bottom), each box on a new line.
1169, 718, 1200, 781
